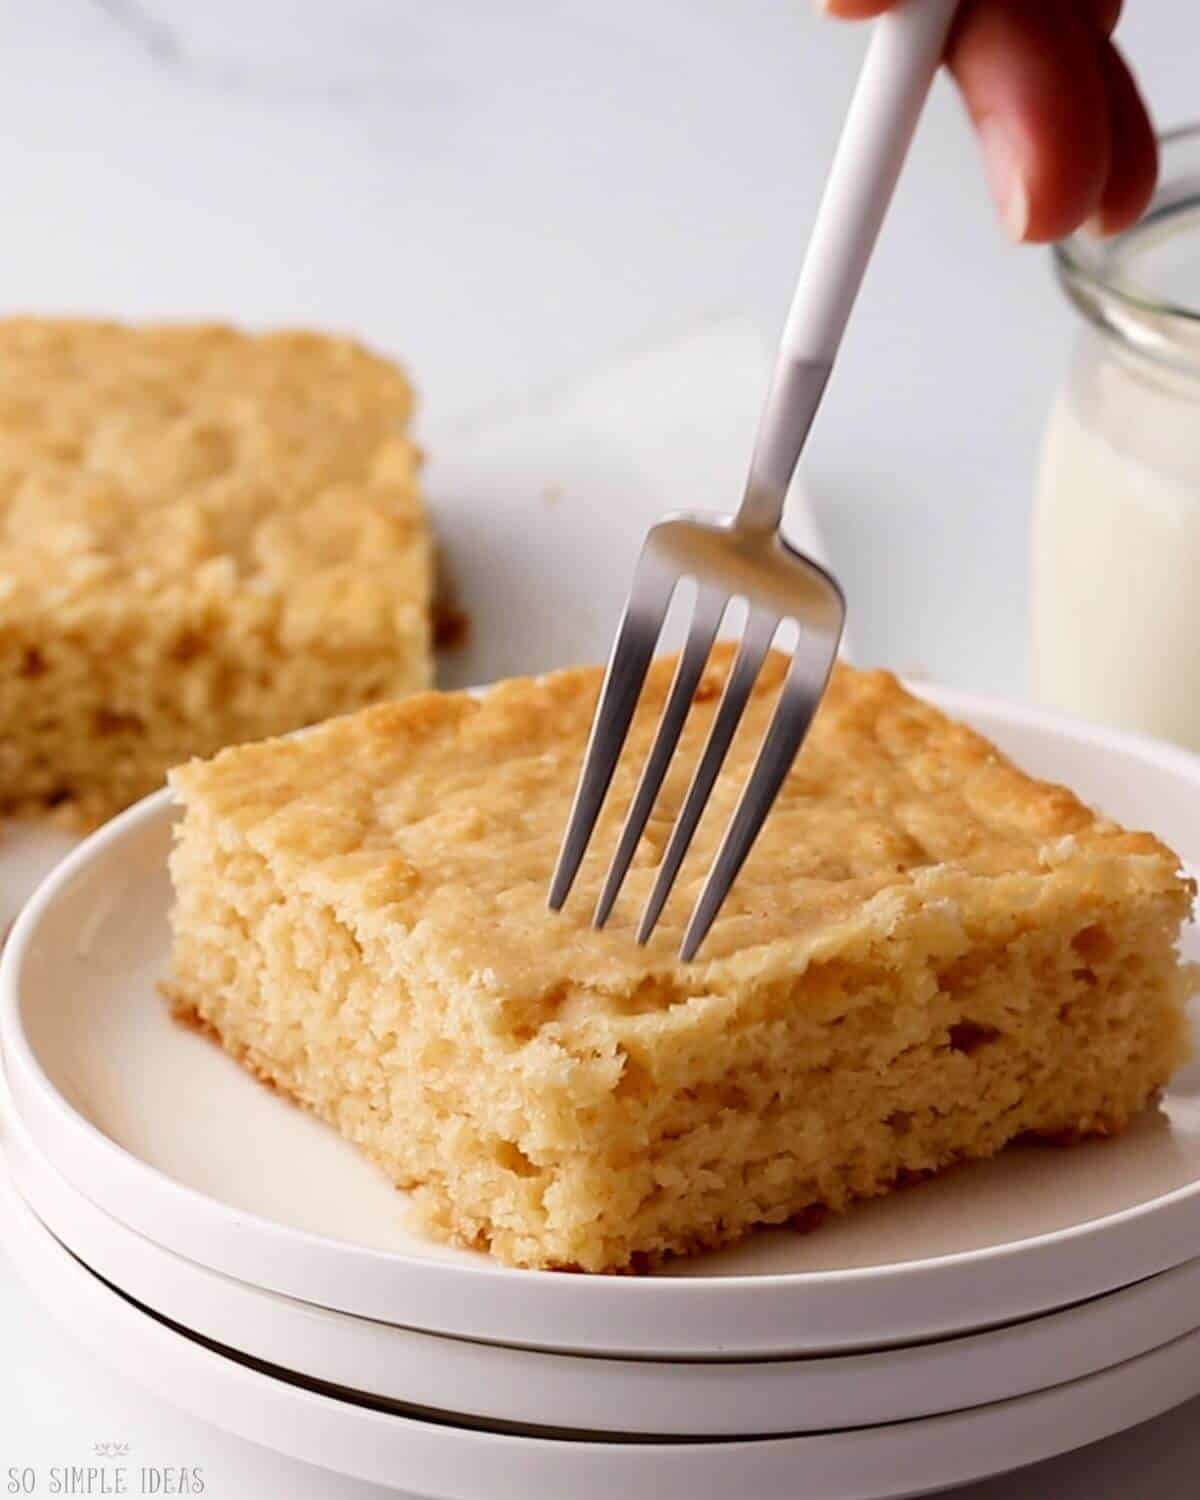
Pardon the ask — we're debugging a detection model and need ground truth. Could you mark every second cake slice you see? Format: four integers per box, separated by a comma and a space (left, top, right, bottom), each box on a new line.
0, 319, 432, 827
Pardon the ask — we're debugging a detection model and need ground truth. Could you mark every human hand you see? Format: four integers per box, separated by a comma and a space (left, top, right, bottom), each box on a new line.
823, 0, 1156, 242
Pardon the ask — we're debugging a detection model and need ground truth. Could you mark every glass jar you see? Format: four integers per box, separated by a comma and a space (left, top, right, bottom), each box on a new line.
1033, 124, 1200, 751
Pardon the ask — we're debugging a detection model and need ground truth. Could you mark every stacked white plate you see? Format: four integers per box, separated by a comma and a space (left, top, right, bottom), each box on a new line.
4, 683, 1200, 1500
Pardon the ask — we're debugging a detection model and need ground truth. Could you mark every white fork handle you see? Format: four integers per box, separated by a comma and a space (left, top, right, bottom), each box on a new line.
741, 0, 959, 531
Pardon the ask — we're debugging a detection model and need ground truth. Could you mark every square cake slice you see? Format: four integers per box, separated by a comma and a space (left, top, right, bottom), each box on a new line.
0, 318, 431, 827
167, 651, 1195, 1272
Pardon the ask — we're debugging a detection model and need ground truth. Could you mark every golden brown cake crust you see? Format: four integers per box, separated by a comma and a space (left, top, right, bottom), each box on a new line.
0, 318, 432, 825
0, 318, 420, 609
170, 649, 1188, 996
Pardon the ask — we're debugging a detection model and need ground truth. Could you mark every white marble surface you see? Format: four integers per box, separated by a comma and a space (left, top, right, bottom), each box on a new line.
2, 1, 1200, 1494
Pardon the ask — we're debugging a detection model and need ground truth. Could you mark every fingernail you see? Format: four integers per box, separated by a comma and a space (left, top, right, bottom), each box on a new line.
978, 118, 1030, 242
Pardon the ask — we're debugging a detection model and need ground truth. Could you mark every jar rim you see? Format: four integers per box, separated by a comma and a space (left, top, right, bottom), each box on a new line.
1053, 122, 1200, 372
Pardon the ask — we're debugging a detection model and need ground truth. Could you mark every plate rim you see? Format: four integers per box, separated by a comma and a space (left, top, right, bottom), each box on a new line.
4, 682, 1200, 1357
10, 1087, 1200, 1435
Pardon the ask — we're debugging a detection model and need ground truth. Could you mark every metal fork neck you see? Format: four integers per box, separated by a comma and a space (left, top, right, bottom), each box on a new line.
736, 356, 832, 534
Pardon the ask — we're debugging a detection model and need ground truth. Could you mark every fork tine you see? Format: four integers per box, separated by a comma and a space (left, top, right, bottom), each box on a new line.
547, 556, 675, 911
593, 586, 727, 928
679, 636, 836, 962
635, 609, 778, 945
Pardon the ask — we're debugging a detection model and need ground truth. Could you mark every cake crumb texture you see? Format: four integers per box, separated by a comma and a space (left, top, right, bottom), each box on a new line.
0, 318, 431, 826
167, 651, 1196, 1271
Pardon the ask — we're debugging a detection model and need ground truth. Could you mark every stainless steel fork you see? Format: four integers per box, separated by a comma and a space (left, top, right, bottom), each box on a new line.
549, 0, 959, 960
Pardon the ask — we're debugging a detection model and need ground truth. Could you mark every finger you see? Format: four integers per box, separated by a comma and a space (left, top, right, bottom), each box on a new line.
1090, 0, 1123, 37
821, 0, 1122, 28
1089, 41, 1158, 234
947, 0, 1111, 242
819, 0, 896, 17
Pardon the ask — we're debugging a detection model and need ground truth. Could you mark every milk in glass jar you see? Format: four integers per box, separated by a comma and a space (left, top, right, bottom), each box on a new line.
1034, 125, 1200, 751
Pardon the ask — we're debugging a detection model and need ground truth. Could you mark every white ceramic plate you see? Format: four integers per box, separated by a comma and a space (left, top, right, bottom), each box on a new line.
6, 1159, 1200, 1500
9, 1089, 1200, 1439
0, 820, 78, 945
3, 690, 1200, 1359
